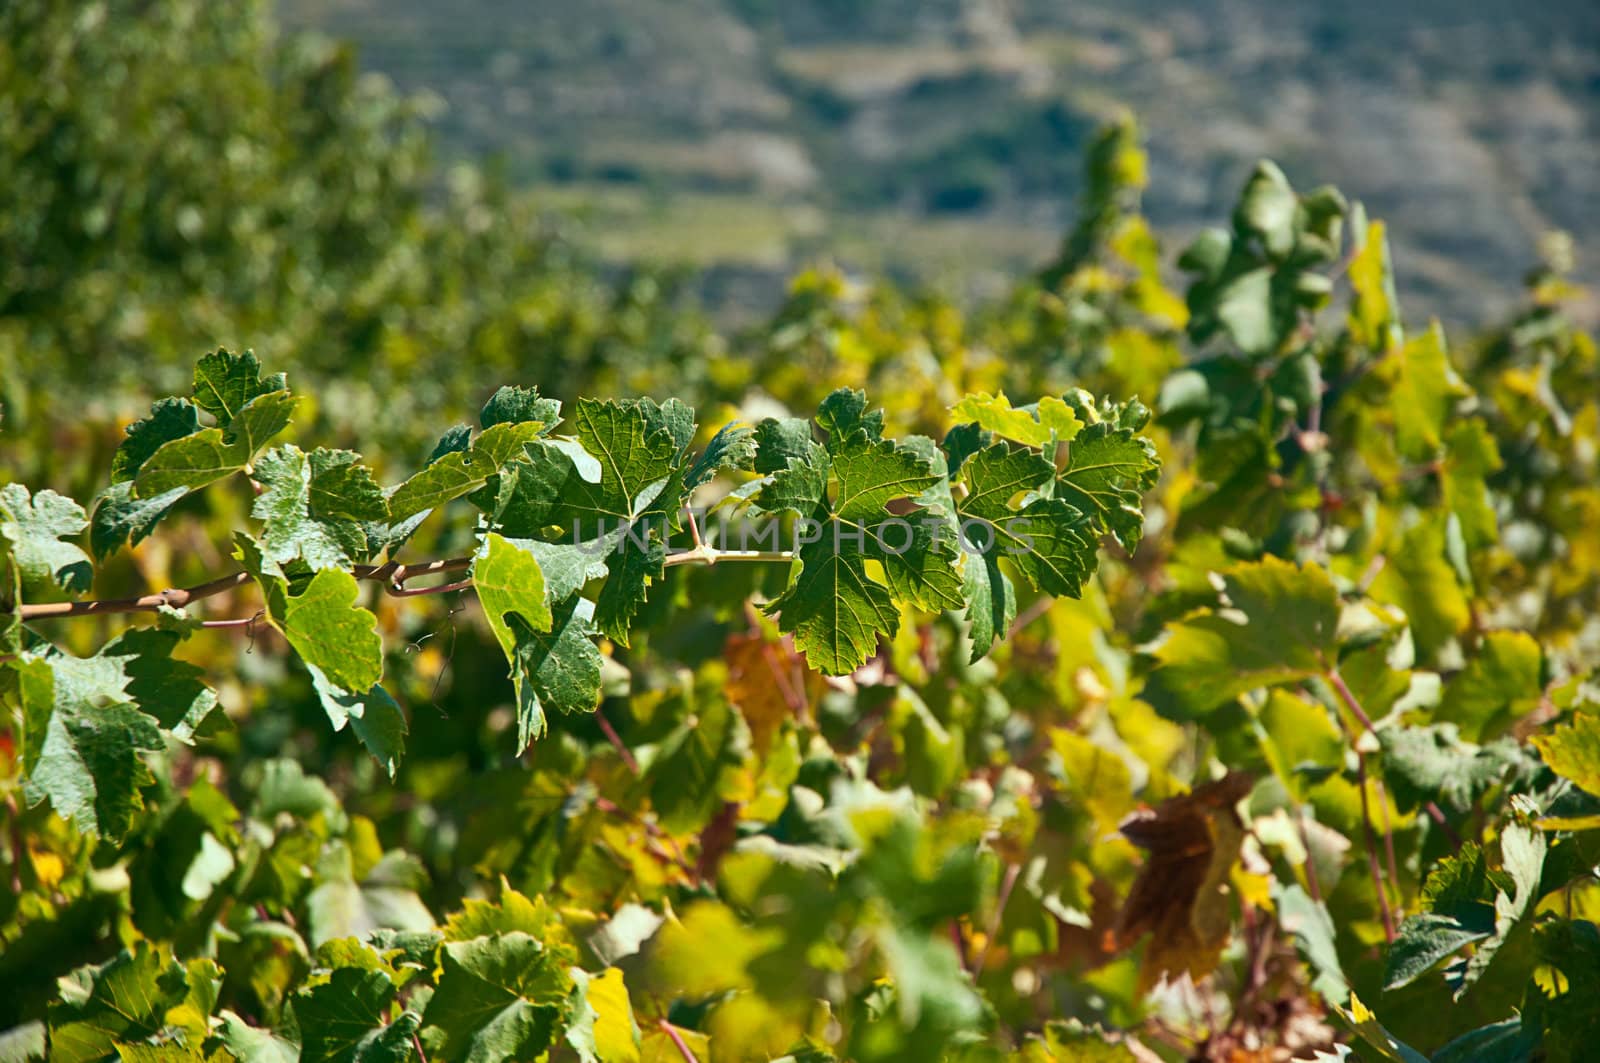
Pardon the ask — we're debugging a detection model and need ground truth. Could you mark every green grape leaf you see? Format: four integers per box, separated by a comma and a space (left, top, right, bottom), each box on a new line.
236, 536, 397, 767
214, 1011, 299, 1063
648, 699, 745, 833
684, 420, 757, 492
1234, 160, 1298, 259
308, 449, 390, 523
1384, 323, 1467, 462
948, 392, 1082, 447
442, 884, 568, 945
191, 350, 286, 427
1347, 219, 1402, 352
421, 933, 572, 1063
253, 447, 375, 570
472, 533, 552, 663
815, 388, 885, 441
1371, 512, 1470, 660
1384, 845, 1499, 991
471, 533, 598, 751
517, 399, 694, 644
47, 944, 189, 1063
945, 441, 1095, 659
1274, 883, 1349, 1005
307, 666, 409, 779
1436, 631, 1542, 743
110, 398, 203, 485
0, 484, 93, 594
135, 389, 297, 497
1142, 556, 1338, 719
1380, 724, 1515, 814
506, 602, 603, 750
1058, 421, 1161, 552
1527, 920, 1600, 1061
1533, 712, 1600, 798
293, 967, 416, 1063
481, 386, 562, 431
1383, 912, 1495, 992
1441, 421, 1501, 553
12, 628, 217, 838
1456, 823, 1547, 995
307, 843, 434, 949
90, 483, 190, 559
757, 411, 960, 675
237, 536, 381, 695
388, 421, 546, 522
0, 1022, 45, 1063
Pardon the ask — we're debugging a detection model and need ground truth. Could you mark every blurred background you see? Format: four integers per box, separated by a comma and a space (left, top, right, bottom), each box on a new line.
280, 0, 1600, 324
2, 0, 1596, 459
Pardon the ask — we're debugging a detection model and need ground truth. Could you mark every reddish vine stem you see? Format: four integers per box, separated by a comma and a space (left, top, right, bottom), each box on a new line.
1377, 779, 1402, 915
659, 1020, 701, 1063
594, 709, 641, 775
1356, 750, 1397, 943
12, 557, 476, 621
11, 550, 789, 623
1324, 664, 1400, 939
1325, 667, 1379, 734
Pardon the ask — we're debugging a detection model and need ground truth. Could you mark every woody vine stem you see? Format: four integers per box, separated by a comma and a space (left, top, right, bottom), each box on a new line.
6, 513, 796, 625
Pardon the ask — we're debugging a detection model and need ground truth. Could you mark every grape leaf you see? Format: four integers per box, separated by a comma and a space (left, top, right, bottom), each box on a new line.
473, 533, 552, 661
1440, 420, 1502, 552
214, 1011, 299, 1063
506, 602, 603, 750
684, 420, 757, 492
471, 532, 584, 749
0, 484, 93, 594
135, 389, 297, 497
1142, 557, 1338, 719
480, 385, 562, 431
421, 933, 572, 1063
110, 398, 202, 485
236, 536, 397, 768
1533, 712, 1600, 798
253, 446, 381, 570
1057, 421, 1161, 553
237, 536, 381, 695
47, 944, 189, 1063
1384, 323, 1467, 462
756, 398, 962, 674
565, 968, 640, 1063
1347, 220, 1403, 352
1115, 773, 1252, 991
89, 483, 190, 559
307, 666, 409, 779
1436, 631, 1542, 743
11, 629, 218, 838
948, 392, 1082, 447
294, 967, 417, 1063
952, 442, 1097, 658
388, 421, 547, 522
191, 350, 286, 427
509, 398, 692, 644
307, 843, 434, 949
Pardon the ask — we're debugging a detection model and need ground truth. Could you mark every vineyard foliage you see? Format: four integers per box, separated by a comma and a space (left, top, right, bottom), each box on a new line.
4, 4, 1600, 1062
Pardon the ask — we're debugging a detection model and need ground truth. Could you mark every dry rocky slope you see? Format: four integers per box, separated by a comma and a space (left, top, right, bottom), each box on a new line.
282, 0, 1600, 326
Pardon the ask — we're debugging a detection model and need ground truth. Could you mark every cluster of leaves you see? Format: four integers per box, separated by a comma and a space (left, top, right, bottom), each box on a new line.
3, 7, 1600, 1059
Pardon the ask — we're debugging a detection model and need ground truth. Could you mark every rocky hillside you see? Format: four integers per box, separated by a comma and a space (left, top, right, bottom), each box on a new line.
280, 0, 1600, 326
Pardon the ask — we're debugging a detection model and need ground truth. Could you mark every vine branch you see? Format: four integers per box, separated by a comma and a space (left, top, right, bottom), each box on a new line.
10, 548, 794, 622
